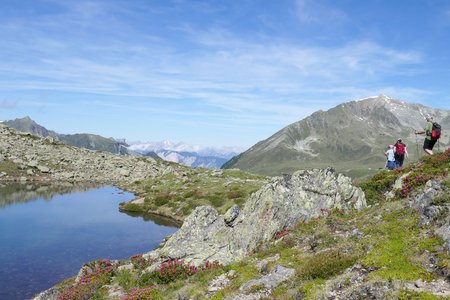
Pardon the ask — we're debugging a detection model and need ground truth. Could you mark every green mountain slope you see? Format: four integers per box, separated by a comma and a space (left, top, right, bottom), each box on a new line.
223, 95, 450, 177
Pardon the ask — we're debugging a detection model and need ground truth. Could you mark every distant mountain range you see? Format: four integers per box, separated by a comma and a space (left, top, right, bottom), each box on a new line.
129, 141, 242, 169
3, 117, 241, 169
4, 116, 129, 155
223, 95, 450, 178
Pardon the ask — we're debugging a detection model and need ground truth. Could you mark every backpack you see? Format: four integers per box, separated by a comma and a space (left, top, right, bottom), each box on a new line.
431, 122, 441, 140
395, 143, 405, 155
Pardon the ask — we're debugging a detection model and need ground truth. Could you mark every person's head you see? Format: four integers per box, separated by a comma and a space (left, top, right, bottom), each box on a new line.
389, 144, 394, 149
397, 138, 402, 143
425, 115, 433, 122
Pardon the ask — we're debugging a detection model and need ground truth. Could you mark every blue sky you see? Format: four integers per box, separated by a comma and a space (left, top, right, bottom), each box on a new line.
1, 0, 450, 148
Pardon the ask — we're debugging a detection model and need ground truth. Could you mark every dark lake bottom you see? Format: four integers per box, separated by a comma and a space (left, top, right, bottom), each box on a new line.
0, 184, 179, 300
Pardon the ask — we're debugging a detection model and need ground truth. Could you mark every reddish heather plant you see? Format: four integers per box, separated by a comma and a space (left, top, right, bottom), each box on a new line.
130, 254, 148, 269
274, 227, 289, 240
150, 259, 223, 284
397, 174, 431, 198
58, 259, 114, 300
122, 286, 156, 300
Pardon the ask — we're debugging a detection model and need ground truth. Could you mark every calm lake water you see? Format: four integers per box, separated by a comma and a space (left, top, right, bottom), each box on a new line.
0, 184, 179, 300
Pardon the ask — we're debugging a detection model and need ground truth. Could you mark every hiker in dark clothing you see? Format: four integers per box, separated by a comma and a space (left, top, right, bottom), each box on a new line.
415, 116, 441, 155
394, 138, 408, 167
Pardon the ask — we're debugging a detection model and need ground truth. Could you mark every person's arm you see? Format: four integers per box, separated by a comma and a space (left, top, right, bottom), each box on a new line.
415, 130, 425, 135
405, 147, 409, 158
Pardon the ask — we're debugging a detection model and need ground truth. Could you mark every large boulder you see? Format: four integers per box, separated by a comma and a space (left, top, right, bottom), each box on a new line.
146, 168, 366, 265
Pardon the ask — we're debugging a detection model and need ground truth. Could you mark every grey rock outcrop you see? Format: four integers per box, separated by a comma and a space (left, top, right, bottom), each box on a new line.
146, 168, 366, 265
409, 179, 450, 251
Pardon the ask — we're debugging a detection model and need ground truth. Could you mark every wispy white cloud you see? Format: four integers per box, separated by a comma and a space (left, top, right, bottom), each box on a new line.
294, 0, 347, 24
0, 100, 17, 110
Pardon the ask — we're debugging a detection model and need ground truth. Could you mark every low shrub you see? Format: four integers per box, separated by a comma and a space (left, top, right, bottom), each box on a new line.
130, 254, 148, 270
122, 286, 157, 300
121, 203, 144, 212
115, 270, 137, 291
142, 259, 223, 285
227, 190, 245, 199
297, 250, 358, 280
58, 259, 114, 300
154, 193, 171, 206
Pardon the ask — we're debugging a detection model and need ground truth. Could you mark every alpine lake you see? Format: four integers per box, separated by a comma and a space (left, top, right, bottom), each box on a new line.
0, 183, 179, 300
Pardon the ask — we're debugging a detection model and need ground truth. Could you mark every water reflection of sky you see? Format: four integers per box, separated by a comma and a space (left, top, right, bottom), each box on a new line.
0, 185, 179, 300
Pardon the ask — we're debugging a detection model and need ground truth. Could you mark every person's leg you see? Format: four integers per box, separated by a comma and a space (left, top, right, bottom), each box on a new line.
387, 161, 395, 170
398, 155, 404, 167
423, 139, 433, 155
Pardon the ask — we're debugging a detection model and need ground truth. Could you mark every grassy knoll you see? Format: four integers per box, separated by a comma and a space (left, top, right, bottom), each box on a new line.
120, 165, 268, 220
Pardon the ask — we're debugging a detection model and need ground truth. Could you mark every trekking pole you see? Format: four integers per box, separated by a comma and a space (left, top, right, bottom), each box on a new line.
415, 132, 420, 159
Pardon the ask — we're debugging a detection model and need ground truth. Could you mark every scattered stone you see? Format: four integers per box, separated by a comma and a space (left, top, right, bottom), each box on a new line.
37, 165, 50, 173
404, 279, 450, 297
119, 169, 131, 177
351, 228, 364, 240
27, 160, 38, 168
206, 273, 232, 297
117, 263, 134, 272
32, 286, 59, 300
212, 170, 223, 177
224, 204, 240, 226
104, 283, 126, 299
239, 265, 295, 292
255, 254, 280, 274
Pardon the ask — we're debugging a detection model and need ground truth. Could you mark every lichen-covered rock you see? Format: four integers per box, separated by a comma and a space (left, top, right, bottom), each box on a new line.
148, 168, 366, 265
224, 204, 240, 226
239, 265, 295, 292
409, 179, 450, 251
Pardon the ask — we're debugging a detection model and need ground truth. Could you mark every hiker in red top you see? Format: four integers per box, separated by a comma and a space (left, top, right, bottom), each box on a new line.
394, 138, 408, 168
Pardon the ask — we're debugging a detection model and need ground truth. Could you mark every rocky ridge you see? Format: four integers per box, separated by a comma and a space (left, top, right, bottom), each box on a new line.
0, 124, 168, 183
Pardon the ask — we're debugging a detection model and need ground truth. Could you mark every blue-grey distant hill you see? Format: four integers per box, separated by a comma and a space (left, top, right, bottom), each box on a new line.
4, 116, 129, 155
223, 95, 450, 178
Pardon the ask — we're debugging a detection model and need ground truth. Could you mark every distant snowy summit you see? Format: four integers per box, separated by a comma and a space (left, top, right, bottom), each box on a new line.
128, 140, 244, 169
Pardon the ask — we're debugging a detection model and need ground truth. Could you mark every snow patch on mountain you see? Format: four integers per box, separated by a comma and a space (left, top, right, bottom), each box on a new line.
128, 141, 244, 169
128, 140, 243, 159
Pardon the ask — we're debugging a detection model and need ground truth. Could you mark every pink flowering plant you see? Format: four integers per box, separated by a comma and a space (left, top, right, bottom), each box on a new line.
122, 286, 157, 300
58, 259, 114, 300
130, 254, 148, 269
397, 173, 431, 198
144, 259, 223, 285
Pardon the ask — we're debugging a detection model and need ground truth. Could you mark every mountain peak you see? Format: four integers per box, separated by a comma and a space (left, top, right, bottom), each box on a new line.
223, 96, 450, 177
